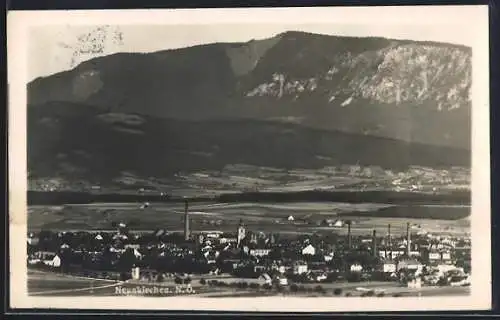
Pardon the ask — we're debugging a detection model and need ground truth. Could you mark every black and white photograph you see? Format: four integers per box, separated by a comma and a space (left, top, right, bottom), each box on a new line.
8, 6, 491, 312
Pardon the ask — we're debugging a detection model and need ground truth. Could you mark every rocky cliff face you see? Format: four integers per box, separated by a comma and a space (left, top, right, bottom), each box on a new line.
27, 31, 471, 187
245, 42, 470, 111
233, 32, 471, 149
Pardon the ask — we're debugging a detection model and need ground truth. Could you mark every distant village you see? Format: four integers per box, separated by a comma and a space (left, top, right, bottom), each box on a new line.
28, 200, 471, 294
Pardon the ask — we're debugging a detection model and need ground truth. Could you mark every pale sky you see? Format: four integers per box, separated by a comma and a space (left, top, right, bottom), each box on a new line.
29, 23, 475, 81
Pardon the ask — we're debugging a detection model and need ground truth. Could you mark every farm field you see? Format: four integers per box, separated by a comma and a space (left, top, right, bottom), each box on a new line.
30, 164, 470, 198
28, 202, 470, 236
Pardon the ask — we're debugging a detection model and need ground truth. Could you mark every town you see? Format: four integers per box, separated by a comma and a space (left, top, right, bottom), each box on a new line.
27, 200, 471, 297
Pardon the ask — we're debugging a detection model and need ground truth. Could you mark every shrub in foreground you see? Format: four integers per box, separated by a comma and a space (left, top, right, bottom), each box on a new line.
249, 283, 259, 290
314, 285, 324, 293
263, 283, 272, 290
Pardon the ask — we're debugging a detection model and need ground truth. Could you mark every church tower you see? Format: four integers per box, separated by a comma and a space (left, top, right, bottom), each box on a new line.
237, 219, 246, 247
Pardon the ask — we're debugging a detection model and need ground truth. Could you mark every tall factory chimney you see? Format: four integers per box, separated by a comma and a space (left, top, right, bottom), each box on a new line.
387, 223, 392, 250
386, 223, 391, 259
406, 222, 411, 257
372, 229, 377, 257
184, 199, 190, 241
347, 221, 352, 250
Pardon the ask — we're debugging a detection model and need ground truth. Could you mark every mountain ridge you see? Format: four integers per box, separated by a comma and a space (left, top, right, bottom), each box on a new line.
27, 31, 472, 188
29, 30, 471, 81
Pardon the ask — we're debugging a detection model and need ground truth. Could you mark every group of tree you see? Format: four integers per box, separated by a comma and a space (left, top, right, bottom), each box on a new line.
174, 275, 192, 285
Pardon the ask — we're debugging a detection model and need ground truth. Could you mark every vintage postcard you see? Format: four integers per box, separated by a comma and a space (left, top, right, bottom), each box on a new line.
8, 5, 491, 312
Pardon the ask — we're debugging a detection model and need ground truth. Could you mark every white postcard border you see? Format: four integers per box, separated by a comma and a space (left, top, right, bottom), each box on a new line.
7, 6, 491, 311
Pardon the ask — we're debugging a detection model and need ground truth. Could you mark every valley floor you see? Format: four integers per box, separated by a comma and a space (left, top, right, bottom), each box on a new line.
28, 202, 470, 236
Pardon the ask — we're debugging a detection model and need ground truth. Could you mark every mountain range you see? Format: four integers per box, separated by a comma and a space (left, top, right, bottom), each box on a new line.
27, 31, 472, 189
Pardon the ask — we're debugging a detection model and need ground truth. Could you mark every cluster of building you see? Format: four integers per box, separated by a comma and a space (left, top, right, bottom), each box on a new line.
27, 201, 471, 288
388, 166, 470, 192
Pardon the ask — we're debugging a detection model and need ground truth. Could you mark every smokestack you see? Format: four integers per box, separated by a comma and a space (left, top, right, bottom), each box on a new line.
388, 223, 392, 247
184, 199, 190, 241
386, 224, 391, 259
372, 229, 377, 257
406, 222, 411, 257
347, 221, 352, 250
